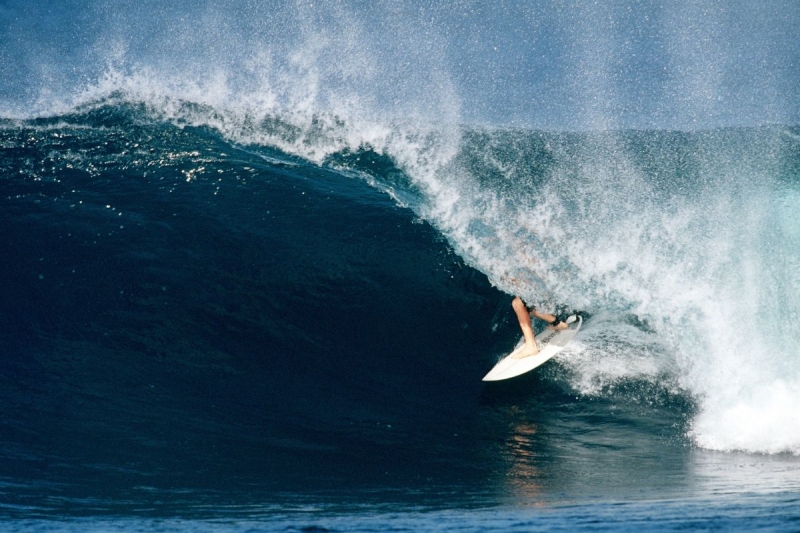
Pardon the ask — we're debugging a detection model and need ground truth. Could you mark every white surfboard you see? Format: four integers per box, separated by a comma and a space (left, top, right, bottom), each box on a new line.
482, 315, 582, 382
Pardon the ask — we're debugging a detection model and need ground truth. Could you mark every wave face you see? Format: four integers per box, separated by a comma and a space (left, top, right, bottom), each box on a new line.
0, 108, 515, 511
1, 0, 800, 516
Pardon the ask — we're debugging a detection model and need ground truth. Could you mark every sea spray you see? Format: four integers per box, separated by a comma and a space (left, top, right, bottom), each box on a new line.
396, 126, 800, 455
522, 129, 800, 455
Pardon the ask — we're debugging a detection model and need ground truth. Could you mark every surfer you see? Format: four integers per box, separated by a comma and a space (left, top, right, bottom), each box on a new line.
512, 296, 567, 357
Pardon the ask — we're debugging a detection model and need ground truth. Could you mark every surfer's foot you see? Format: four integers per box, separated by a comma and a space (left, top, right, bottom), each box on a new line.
547, 317, 569, 331
515, 343, 540, 358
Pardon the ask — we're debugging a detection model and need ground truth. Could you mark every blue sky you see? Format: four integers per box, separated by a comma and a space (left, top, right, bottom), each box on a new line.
2, 0, 798, 130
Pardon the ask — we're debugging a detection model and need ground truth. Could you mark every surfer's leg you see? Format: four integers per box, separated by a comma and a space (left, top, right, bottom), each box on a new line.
531, 309, 569, 331
534, 310, 568, 330
512, 297, 539, 356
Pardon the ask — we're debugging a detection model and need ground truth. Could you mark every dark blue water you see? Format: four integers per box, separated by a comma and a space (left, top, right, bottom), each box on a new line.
2, 105, 800, 531
2, 1, 800, 531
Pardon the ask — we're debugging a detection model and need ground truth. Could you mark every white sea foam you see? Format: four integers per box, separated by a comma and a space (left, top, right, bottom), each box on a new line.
514, 135, 800, 455
401, 124, 799, 455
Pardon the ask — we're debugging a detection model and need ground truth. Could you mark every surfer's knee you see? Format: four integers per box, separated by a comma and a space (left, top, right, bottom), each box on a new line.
511, 296, 526, 313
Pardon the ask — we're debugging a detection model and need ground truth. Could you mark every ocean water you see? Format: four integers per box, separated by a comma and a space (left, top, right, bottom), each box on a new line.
2, 1, 800, 531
